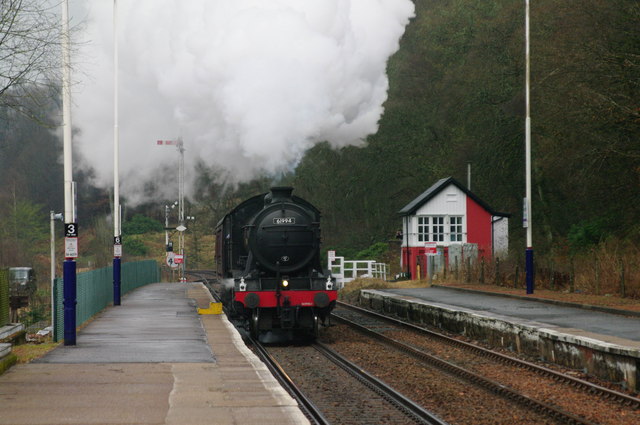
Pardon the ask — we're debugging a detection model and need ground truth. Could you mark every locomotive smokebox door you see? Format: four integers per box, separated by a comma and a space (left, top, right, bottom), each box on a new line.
248, 187, 318, 273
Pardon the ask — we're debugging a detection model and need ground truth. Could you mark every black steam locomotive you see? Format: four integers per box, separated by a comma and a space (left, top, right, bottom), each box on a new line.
214, 187, 337, 338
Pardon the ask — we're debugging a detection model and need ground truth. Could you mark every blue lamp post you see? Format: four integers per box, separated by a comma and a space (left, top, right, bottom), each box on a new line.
524, 0, 534, 294
61, 0, 77, 345
113, 0, 122, 305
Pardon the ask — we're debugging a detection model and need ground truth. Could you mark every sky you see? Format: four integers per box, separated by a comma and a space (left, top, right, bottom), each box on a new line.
69, 0, 415, 204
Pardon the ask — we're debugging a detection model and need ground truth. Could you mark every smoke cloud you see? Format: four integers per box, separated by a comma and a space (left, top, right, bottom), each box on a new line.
72, 0, 414, 203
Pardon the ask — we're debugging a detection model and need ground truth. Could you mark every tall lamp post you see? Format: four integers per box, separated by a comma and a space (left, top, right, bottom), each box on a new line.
113, 0, 122, 305
61, 0, 77, 345
524, 0, 534, 294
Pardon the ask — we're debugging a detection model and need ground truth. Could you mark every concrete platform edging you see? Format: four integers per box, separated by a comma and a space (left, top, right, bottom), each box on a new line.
0, 324, 24, 341
0, 343, 9, 359
431, 284, 640, 318
359, 290, 640, 391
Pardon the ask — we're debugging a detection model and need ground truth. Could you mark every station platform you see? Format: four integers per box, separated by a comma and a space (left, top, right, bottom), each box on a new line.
0, 282, 309, 425
359, 286, 640, 392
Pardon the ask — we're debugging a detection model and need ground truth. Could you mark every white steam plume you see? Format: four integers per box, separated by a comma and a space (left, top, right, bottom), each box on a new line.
72, 0, 415, 203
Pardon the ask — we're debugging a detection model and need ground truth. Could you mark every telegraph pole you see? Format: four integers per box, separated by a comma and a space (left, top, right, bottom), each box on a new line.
61, 0, 77, 345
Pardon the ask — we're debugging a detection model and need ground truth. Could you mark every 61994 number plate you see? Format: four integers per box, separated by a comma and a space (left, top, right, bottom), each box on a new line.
273, 217, 295, 224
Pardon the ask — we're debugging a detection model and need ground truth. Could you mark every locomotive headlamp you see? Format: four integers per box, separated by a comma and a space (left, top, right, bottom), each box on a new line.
239, 277, 247, 292
281, 279, 289, 288
326, 277, 333, 291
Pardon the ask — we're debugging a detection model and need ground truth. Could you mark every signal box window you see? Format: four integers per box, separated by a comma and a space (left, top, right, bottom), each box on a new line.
418, 216, 428, 242
417, 216, 445, 242
417, 215, 463, 243
431, 216, 444, 242
450, 216, 463, 242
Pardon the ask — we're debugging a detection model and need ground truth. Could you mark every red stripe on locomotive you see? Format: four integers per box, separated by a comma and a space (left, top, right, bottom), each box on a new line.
235, 290, 337, 308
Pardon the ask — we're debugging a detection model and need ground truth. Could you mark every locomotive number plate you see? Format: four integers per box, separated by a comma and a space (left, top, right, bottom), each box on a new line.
273, 217, 295, 224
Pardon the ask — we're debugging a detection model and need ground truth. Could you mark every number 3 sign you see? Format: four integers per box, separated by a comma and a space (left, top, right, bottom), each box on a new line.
65, 223, 78, 237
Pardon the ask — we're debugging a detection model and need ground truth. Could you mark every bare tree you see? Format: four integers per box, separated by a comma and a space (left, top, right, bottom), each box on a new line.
0, 0, 62, 117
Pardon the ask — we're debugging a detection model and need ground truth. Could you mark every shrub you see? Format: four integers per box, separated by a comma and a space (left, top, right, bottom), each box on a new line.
568, 218, 611, 251
123, 237, 148, 256
122, 215, 163, 235
355, 242, 388, 260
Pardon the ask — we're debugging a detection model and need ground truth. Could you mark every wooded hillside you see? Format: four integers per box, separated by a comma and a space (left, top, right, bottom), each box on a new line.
293, 0, 640, 256
0, 0, 638, 272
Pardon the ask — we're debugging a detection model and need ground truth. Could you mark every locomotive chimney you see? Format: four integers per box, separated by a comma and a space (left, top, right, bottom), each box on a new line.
270, 187, 294, 203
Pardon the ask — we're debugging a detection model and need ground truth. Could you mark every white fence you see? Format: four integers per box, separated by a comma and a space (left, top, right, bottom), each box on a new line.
328, 255, 387, 288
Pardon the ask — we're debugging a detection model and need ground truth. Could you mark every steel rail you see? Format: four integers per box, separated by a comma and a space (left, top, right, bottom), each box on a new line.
336, 302, 640, 409
332, 310, 598, 425
249, 337, 331, 425
312, 342, 449, 425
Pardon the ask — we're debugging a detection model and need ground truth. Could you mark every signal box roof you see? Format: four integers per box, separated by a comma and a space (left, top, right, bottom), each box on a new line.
398, 177, 510, 217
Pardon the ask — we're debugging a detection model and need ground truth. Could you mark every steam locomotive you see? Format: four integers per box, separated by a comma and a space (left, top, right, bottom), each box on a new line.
214, 187, 337, 339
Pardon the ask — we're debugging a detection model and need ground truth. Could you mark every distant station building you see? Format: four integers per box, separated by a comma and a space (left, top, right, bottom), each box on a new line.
398, 177, 510, 280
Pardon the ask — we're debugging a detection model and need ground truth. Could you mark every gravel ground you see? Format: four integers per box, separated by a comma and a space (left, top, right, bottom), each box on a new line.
268, 344, 421, 425
382, 326, 640, 425
322, 305, 640, 425
319, 326, 559, 425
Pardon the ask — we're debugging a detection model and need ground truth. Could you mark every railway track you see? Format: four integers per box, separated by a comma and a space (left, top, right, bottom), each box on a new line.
196, 273, 638, 423
184, 269, 219, 286
249, 336, 448, 425
251, 338, 331, 425
330, 302, 640, 425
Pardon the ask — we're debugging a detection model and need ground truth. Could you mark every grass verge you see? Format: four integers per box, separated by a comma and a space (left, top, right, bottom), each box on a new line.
0, 353, 17, 375
11, 342, 61, 364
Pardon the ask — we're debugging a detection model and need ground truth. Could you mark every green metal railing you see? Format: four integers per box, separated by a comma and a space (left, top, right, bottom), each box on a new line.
53, 260, 160, 341
0, 269, 8, 327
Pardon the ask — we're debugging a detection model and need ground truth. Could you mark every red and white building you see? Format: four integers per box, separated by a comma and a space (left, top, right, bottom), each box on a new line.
398, 177, 509, 280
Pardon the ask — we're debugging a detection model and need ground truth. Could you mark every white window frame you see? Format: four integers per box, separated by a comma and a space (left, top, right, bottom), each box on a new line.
431, 216, 445, 242
417, 216, 429, 242
415, 215, 465, 244
450, 216, 463, 242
